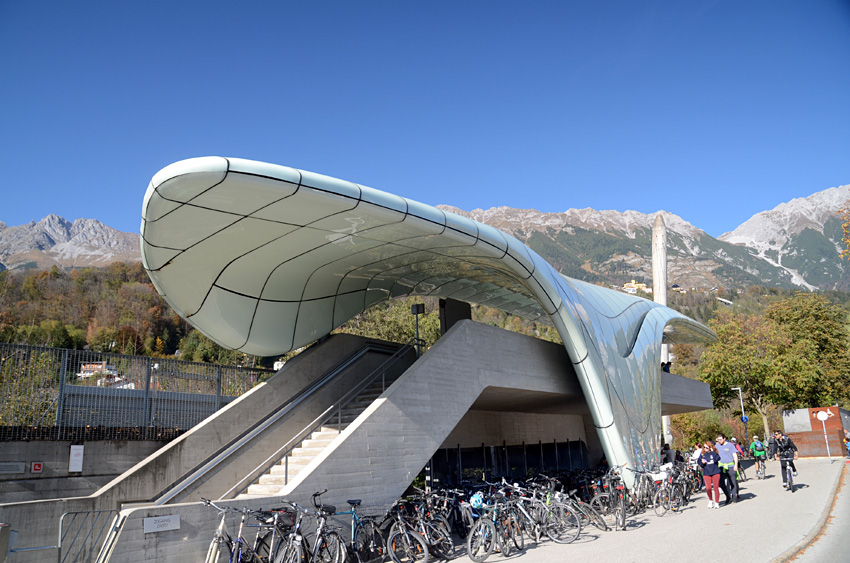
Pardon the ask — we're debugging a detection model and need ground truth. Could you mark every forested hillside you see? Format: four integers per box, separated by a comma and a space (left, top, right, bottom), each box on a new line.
0, 262, 561, 367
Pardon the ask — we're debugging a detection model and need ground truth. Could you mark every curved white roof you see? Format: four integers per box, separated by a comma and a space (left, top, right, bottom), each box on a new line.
141, 157, 715, 476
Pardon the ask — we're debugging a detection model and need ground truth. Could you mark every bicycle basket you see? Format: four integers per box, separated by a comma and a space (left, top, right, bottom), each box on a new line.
271, 508, 296, 528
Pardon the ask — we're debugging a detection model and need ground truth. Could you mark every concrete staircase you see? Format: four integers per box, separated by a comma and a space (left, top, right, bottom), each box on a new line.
240, 374, 397, 497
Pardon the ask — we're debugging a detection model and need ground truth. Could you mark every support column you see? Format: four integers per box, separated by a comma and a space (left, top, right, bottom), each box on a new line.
653, 214, 673, 446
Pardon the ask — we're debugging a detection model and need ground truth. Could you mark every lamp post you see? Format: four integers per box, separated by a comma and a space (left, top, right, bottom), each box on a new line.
731, 386, 749, 446
411, 303, 425, 358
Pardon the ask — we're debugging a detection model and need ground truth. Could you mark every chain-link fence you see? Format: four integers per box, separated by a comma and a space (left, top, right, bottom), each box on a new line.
0, 343, 275, 441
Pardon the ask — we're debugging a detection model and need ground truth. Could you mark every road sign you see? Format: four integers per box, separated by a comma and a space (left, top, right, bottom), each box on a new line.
741, 415, 749, 423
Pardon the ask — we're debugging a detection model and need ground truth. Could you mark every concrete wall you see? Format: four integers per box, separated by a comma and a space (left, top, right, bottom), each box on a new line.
0, 441, 164, 504
783, 407, 849, 458
440, 411, 586, 448
276, 320, 585, 511
0, 333, 403, 562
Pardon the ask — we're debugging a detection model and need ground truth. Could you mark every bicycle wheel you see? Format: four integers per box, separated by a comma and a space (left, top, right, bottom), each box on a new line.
354, 521, 388, 563
389, 531, 428, 563
466, 520, 495, 563
581, 503, 609, 532
274, 542, 302, 563
653, 488, 670, 517
516, 506, 539, 543
669, 486, 684, 513
205, 536, 231, 563
507, 516, 524, 553
613, 495, 626, 531
787, 465, 795, 493
424, 521, 454, 560
589, 493, 612, 517
316, 531, 344, 563
542, 504, 581, 544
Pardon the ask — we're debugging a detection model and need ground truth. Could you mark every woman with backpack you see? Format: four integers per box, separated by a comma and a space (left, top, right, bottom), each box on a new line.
749, 435, 768, 479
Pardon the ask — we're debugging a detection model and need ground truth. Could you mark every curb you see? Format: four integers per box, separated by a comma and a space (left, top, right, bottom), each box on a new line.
769, 461, 847, 562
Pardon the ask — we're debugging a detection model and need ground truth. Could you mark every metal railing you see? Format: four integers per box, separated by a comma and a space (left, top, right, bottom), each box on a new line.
153, 339, 417, 504
3, 509, 118, 563
221, 337, 422, 499
0, 343, 274, 441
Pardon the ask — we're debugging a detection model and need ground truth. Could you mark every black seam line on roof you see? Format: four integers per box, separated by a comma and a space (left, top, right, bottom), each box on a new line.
143, 213, 303, 277
145, 160, 232, 224
145, 179, 303, 226
188, 226, 340, 319
332, 248, 533, 305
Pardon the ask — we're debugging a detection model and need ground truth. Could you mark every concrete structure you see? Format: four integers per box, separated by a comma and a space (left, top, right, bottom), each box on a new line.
0, 441, 164, 504
782, 406, 850, 458
0, 320, 711, 561
96, 322, 710, 562
653, 214, 673, 445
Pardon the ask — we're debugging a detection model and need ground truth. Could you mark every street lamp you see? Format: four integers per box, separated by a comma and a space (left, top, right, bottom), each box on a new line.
731, 386, 749, 446
411, 303, 425, 358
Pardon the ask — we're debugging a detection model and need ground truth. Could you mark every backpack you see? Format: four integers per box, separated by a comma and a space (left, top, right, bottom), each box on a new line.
754, 440, 764, 452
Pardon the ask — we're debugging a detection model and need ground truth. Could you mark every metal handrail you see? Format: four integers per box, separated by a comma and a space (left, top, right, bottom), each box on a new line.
220, 337, 423, 499
153, 340, 413, 505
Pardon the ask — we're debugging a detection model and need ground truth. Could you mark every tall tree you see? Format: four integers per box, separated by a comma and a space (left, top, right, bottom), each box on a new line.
765, 292, 850, 407
699, 310, 819, 437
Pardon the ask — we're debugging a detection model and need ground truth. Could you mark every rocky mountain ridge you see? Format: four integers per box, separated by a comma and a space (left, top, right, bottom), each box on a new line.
0, 214, 139, 271
438, 183, 850, 291
2, 183, 848, 291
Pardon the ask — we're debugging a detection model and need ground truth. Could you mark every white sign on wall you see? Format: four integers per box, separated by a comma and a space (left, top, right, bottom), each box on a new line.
69, 445, 84, 472
143, 515, 181, 534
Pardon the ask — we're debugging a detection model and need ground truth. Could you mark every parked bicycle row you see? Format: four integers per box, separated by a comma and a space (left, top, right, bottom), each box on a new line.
201, 457, 708, 563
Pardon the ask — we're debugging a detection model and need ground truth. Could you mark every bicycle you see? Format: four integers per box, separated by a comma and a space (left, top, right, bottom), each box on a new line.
780, 455, 796, 493
276, 490, 345, 563
337, 499, 387, 563
754, 456, 766, 480
466, 498, 522, 562
384, 500, 429, 563
203, 498, 271, 563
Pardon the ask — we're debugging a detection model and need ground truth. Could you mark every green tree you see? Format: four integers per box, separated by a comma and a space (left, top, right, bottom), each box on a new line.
699, 310, 815, 438
765, 292, 850, 407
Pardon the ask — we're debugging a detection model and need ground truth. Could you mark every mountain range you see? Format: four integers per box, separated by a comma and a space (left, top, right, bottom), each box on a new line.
2, 184, 849, 291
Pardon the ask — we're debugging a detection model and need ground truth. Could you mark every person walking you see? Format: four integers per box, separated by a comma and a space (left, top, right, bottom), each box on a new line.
715, 434, 740, 504
698, 441, 722, 509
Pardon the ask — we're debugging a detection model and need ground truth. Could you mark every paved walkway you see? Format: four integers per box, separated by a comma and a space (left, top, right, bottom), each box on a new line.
467, 458, 846, 563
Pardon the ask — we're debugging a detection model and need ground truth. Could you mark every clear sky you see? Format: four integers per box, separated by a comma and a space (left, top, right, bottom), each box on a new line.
2, 1, 848, 238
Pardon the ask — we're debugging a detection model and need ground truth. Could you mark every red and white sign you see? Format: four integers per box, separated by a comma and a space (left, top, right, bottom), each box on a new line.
31, 462, 43, 473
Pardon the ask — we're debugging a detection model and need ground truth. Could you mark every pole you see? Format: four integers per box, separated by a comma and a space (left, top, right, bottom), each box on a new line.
411, 303, 424, 358
732, 387, 749, 445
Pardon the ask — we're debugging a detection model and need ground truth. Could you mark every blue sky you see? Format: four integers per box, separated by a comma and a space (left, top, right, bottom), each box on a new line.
2, 1, 849, 238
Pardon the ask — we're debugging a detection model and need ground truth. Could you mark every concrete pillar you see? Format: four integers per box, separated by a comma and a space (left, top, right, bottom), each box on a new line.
652, 214, 673, 445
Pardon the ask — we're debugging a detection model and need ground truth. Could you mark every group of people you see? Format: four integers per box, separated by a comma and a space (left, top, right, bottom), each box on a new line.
692, 430, 799, 508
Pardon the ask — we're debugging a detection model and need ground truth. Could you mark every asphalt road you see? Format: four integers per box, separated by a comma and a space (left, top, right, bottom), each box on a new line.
789, 462, 850, 562
450, 458, 847, 563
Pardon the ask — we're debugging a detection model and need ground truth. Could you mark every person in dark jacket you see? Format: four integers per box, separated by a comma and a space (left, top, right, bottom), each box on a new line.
699, 441, 722, 509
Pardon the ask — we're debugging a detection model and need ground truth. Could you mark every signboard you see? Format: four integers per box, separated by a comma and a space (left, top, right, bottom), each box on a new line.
144, 515, 181, 534
0, 462, 26, 474
31, 462, 43, 473
69, 445, 84, 472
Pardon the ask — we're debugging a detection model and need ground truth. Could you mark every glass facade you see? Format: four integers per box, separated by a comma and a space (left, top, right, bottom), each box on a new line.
141, 157, 715, 481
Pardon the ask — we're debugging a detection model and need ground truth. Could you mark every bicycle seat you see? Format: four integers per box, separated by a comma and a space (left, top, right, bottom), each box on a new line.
323, 505, 336, 515
347, 499, 362, 506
